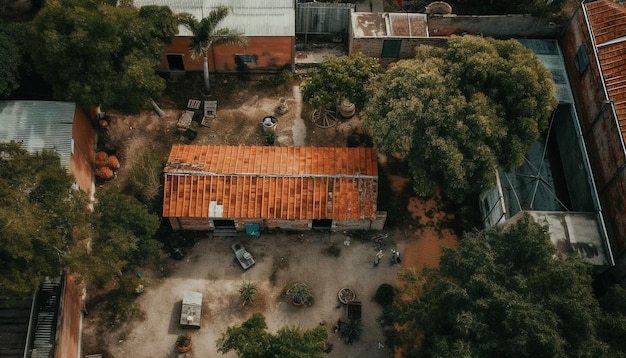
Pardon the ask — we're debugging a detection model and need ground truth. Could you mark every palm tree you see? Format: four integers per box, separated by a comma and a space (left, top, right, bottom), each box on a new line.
178, 6, 248, 94
338, 319, 363, 344
285, 283, 314, 306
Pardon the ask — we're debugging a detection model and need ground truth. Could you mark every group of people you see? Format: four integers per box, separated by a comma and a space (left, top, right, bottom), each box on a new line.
374, 248, 401, 266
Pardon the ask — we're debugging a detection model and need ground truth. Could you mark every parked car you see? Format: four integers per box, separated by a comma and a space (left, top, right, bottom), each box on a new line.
231, 241, 255, 270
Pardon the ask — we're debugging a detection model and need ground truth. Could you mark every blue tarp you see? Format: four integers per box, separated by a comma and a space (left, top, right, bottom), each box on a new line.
245, 223, 260, 236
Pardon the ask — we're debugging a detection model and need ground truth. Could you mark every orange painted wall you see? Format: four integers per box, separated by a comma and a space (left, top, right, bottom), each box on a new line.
160, 36, 294, 73
70, 105, 95, 195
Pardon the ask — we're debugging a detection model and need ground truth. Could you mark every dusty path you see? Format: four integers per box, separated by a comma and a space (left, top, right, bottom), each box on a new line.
292, 85, 307, 146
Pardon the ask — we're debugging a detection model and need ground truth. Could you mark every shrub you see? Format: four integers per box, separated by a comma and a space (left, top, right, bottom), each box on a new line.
127, 149, 165, 206
283, 282, 314, 306
339, 319, 363, 344
95, 151, 108, 167
374, 283, 396, 307
239, 281, 258, 306
95, 166, 114, 180
107, 155, 120, 169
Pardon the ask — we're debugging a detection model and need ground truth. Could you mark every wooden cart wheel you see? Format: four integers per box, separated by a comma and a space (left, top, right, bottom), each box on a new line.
312, 108, 339, 128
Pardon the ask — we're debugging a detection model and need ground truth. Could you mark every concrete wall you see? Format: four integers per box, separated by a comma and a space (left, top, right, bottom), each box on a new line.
70, 105, 95, 195
172, 217, 211, 231
428, 14, 563, 38
560, 7, 626, 257
160, 36, 295, 73
349, 37, 446, 65
172, 216, 386, 231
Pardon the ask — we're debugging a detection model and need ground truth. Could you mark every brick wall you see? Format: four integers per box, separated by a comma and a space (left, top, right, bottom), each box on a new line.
70, 106, 95, 195
160, 36, 294, 73
55, 272, 83, 358
560, 6, 626, 256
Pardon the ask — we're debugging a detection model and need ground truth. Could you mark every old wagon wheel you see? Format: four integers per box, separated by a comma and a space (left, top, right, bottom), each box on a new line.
311, 107, 339, 128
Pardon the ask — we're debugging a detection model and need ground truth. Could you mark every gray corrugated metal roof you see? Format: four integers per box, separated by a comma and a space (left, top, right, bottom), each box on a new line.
0, 101, 76, 169
133, 0, 295, 37
518, 39, 574, 104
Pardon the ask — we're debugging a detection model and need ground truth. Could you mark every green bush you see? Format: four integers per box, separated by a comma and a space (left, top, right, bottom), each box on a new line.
374, 283, 396, 307
127, 149, 166, 207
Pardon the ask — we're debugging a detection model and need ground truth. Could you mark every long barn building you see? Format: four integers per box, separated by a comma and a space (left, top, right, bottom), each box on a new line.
163, 145, 387, 233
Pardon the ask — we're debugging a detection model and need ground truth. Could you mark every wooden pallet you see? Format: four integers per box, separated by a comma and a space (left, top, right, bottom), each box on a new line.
202, 100, 217, 126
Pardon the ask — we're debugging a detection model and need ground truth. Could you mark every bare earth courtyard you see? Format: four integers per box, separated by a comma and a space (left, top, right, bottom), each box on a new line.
82, 78, 458, 357
88, 233, 407, 357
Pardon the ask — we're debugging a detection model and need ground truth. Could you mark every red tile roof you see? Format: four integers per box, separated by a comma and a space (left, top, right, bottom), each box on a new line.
162, 145, 379, 220
587, 0, 626, 134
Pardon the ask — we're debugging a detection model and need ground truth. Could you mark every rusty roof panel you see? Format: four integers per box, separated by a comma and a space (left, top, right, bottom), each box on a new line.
163, 145, 379, 220
587, 0, 626, 45
587, 0, 626, 145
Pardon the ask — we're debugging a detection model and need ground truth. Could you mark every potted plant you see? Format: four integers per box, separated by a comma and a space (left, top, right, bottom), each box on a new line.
284, 283, 314, 306
176, 332, 192, 353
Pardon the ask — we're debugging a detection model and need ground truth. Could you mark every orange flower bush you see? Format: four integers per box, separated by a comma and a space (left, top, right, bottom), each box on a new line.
95, 166, 114, 180
107, 155, 120, 169
95, 151, 109, 167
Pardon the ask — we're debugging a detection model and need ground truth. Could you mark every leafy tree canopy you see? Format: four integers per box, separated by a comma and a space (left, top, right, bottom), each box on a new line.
0, 142, 89, 296
0, 21, 31, 97
387, 215, 626, 357
363, 36, 557, 202
70, 187, 161, 288
30, 0, 178, 113
301, 53, 382, 109
217, 312, 328, 358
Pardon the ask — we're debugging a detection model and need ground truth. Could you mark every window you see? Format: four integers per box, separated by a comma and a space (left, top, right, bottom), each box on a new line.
381, 39, 401, 58
311, 219, 332, 230
235, 54, 258, 66
166, 54, 184, 71
574, 44, 589, 75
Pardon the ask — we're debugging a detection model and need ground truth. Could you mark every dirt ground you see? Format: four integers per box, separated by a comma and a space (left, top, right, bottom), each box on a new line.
82, 77, 458, 357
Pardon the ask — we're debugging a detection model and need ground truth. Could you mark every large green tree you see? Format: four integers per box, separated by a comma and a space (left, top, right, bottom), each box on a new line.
301, 53, 383, 109
0, 21, 31, 97
0, 142, 90, 296
363, 36, 557, 203
387, 215, 626, 357
71, 187, 161, 288
217, 312, 328, 358
30, 0, 177, 113
179, 6, 248, 93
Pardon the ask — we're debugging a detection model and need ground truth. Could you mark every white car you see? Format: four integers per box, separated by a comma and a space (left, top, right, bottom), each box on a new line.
231, 241, 255, 270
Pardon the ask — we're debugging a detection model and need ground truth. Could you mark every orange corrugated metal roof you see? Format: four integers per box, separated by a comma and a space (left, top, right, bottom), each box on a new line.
587, 0, 626, 139
162, 145, 379, 220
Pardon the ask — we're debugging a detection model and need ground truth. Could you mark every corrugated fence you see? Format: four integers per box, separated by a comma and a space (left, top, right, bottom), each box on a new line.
296, 2, 354, 35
